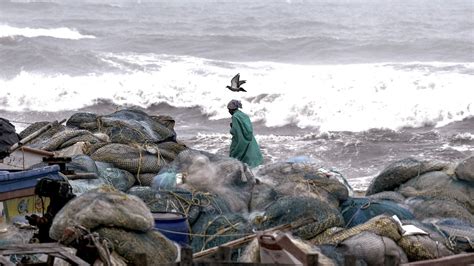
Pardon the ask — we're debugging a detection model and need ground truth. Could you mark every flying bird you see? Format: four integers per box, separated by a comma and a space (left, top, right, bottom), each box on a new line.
226, 73, 247, 92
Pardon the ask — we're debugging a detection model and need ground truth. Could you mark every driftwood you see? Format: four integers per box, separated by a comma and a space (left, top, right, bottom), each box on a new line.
0, 243, 88, 266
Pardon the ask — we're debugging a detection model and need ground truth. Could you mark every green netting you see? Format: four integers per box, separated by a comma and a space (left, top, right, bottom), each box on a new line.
67, 154, 99, 175
339, 231, 408, 266
311, 215, 403, 246
191, 213, 251, 252
41, 129, 92, 151
91, 143, 165, 174
98, 109, 176, 144
254, 196, 344, 240
397, 234, 453, 261
50, 187, 154, 241
340, 197, 414, 228
66, 112, 99, 131
367, 191, 406, 203
96, 227, 178, 265
405, 197, 474, 224
366, 158, 449, 195
98, 167, 136, 192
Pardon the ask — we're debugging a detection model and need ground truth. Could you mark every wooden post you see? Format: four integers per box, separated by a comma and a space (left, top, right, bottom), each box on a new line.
384, 255, 397, 266
47, 255, 55, 266
180, 247, 193, 266
216, 246, 232, 262
305, 253, 318, 266
344, 254, 356, 266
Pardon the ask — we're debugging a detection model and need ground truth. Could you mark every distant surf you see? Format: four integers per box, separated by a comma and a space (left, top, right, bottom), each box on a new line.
0, 24, 95, 40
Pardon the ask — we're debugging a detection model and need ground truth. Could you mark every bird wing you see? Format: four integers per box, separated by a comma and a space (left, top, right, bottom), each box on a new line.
231, 73, 240, 88
239, 80, 246, 86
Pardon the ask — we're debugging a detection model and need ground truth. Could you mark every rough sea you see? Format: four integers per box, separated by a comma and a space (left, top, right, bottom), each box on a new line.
1, 0, 473, 191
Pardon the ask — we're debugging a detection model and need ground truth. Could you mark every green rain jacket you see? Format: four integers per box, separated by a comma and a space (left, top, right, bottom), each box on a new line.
229, 110, 263, 167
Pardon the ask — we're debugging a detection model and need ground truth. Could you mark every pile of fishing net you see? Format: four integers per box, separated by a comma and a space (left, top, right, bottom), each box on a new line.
49, 187, 178, 264
366, 157, 450, 196
157, 149, 256, 213
67, 109, 176, 144
191, 213, 252, 252
256, 161, 351, 208
20, 109, 187, 190
50, 187, 154, 240
95, 227, 178, 264
340, 197, 414, 228
253, 196, 344, 240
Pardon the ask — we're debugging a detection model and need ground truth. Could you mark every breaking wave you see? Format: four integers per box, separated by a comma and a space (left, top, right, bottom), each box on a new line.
0, 24, 95, 40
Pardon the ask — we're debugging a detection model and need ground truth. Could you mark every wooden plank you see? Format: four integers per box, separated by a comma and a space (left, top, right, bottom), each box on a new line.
400, 253, 474, 266
193, 221, 298, 259
0, 187, 35, 201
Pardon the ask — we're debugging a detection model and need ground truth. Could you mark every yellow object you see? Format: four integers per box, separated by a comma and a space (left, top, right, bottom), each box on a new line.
3, 195, 50, 222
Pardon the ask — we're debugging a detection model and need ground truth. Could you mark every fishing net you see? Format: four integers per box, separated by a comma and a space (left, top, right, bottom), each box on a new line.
127, 186, 230, 226
254, 196, 344, 240
311, 215, 403, 245
151, 115, 176, 130
340, 197, 414, 228
397, 234, 453, 261
67, 154, 99, 175
91, 143, 166, 174
20, 121, 65, 148
405, 197, 474, 224
400, 182, 474, 214
454, 155, 474, 182
317, 245, 368, 266
69, 178, 107, 195
98, 166, 136, 192
256, 161, 349, 208
41, 129, 92, 151
422, 218, 474, 253
366, 158, 449, 195
58, 133, 103, 150
98, 109, 176, 144
249, 181, 279, 211
152, 169, 177, 190
165, 149, 256, 213
156, 141, 188, 161
191, 213, 251, 252
137, 173, 156, 186
50, 187, 154, 241
338, 231, 408, 266
66, 112, 99, 131
366, 191, 406, 203
95, 227, 178, 264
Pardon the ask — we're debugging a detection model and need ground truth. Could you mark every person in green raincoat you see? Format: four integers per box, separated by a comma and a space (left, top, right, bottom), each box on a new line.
227, 99, 263, 167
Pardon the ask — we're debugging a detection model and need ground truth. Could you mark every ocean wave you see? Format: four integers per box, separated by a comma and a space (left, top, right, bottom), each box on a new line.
1, 54, 473, 132
0, 24, 95, 40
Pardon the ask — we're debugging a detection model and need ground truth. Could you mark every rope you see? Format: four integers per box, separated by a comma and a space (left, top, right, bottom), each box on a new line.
8, 120, 33, 125
155, 227, 252, 238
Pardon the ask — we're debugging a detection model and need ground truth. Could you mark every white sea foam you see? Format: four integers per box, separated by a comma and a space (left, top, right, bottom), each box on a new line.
0, 24, 95, 40
1, 53, 473, 132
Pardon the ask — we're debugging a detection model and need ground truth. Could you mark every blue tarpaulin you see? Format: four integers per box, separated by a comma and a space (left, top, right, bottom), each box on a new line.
0, 165, 64, 193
